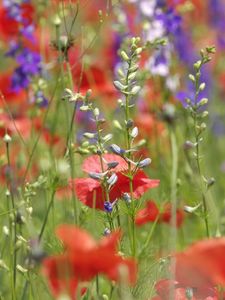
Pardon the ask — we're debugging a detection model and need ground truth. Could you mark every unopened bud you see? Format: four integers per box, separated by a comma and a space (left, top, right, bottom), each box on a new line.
198, 98, 208, 106
188, 74, 195, 82
16, 265, 28, 274
199, 82, 206, 91
120, 50, 129, 61
137, 158, 151, 168
3, 134, 12, 143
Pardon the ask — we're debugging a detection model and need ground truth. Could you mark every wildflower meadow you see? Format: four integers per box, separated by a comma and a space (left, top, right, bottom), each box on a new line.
0, 0, 225, 299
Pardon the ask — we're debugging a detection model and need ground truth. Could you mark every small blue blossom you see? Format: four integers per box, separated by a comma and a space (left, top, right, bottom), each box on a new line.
5, 41, 21, 57
34, 91, 48, 108
11, 67, 29, 91
17, 48, 41, 75
103, 228, 111, 236
104, 201, 113, 213
20, 24, 35, 41
156, 8, 181, 35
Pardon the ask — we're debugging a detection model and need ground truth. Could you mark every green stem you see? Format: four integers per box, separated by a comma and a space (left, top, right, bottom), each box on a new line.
193, 68, 210, 237
38, 190, 56, 241
6, 142, 17, 299
169, 129, 178, 300
124, 58, 136, 257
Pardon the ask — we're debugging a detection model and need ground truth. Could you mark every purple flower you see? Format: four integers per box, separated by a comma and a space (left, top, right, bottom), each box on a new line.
11, 67, 29, 91
208, 0, 225, 49
156, 8, 181, 35
17, 48, 41, 75
20, 24, 35, 41
34, 91, 48, 108
147, 45, 171, 77
5, 41, 21, 57
104, 202, 113, 213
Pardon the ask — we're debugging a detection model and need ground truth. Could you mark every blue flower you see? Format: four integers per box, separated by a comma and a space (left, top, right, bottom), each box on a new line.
11, 67, 29, 91
5, 41, 21, 57
16, 48, 41, 76
104, 202, 113, 213
34, 91, 48, 108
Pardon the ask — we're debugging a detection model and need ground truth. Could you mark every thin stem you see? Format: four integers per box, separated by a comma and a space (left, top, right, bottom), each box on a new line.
6, 142, 17, 299
124, 57, 136, 257
193, 65, 210, 238
38, 190, 56, 241
168, 129, 178, 300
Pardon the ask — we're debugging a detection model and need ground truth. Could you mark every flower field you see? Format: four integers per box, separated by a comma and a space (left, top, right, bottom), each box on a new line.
0, 0, 225, 299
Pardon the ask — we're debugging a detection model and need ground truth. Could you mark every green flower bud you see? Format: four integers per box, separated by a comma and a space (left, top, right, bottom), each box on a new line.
120, 50, 129, 61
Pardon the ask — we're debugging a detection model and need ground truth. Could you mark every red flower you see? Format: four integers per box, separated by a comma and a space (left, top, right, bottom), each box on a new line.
0, 4, 34, 40
70, 154, 159, 209
0, 73, 26, 105
150, 238, 225, 299
135, 200, 159, 226
43, 256, 81, 300
175, 238, 225, 289
43, 225, 137, 299
0, 112, 32, 139
71, 65, 117, 106
151, 279, 220, 300
135, 200, 184, 228
161, 203, 184, 228
152, 279, 195, 300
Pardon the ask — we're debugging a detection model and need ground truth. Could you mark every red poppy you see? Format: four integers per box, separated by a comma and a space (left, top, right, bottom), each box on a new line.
70, 154, 159, 209
42, 255, 81, 300
135, 113, 165, 140
152, 279, 195, 300
161, 203, 184, 228
0, 73, 26, 106
135, 200, 159, 226
175, 238, 225, 289
71, 65, 117, 105
0, 3, 35, 40
135, 200, 184, 228
43, 225, 137, 299
151, 278, 220, 300
0, 112, 32, 139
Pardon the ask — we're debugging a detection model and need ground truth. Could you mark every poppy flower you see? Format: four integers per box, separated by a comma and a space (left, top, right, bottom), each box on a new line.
0, 3, 34, 40
151, 279, 219, 300
175, 238, 225, 289
42, 256, 81, 300
0, 72, 26, 106
0, 112, 32, 139
135, 113, 165, 140
135, 200, 159, 226
71, 65, 117, 105
161, 203, 184, 228
135, 200, 184, 228
70, 154, 159, 209
43, 225, 137, 299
